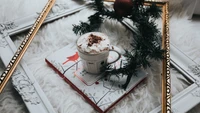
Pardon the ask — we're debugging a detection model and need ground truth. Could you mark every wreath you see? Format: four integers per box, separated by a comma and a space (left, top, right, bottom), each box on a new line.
73, 0, 164, 89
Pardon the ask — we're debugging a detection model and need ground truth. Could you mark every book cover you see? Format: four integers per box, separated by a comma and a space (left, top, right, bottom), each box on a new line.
45, 45, 147, 113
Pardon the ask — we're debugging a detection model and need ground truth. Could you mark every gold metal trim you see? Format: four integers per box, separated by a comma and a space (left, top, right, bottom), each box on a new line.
143, 2, 171, 113
0, 0, 56, 93
161, 2, 171, 113
139, 2, 171, 113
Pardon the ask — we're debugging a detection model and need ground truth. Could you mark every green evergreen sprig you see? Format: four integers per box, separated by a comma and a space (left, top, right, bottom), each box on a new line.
73, 0, 164, 89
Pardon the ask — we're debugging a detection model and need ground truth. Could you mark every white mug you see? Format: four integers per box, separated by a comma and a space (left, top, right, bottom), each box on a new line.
77, 32, 121, 74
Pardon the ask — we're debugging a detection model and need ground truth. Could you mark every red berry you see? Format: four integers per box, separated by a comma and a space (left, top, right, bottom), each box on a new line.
95, 81, 99, 84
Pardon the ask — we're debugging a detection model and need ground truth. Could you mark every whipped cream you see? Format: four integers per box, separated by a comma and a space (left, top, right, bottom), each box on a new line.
77, 32, 110, 54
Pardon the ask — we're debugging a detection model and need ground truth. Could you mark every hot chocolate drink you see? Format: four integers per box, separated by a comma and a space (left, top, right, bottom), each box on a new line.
77, 32, 120, 74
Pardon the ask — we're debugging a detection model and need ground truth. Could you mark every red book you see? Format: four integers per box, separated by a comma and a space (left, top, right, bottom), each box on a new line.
45, 45, 147, 113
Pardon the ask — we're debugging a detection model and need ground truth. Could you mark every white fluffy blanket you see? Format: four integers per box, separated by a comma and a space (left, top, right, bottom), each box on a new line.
0, 0, 199, 113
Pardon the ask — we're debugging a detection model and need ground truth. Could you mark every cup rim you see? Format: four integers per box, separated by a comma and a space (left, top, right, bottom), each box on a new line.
77, 47, 109, 56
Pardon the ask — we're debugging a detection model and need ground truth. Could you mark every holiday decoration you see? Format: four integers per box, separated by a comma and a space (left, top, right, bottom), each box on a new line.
114, 0, 134, 17
73, 0, 163, 89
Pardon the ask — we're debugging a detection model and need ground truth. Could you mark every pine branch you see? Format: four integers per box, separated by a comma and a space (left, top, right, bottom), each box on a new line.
73, 12, 103, 35
91, 0, 105, 12
145, 3, 162, 19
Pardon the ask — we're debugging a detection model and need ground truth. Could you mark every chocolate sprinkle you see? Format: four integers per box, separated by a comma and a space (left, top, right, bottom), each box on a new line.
87, 34, 103, 47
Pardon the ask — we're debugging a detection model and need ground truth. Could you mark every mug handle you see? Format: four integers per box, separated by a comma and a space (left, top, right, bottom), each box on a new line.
107, 49, 121, 64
